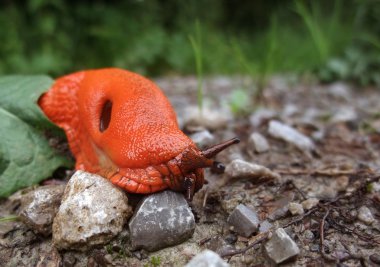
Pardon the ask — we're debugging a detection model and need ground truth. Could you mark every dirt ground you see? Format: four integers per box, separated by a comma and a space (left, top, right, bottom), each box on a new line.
1, 76, 380, 266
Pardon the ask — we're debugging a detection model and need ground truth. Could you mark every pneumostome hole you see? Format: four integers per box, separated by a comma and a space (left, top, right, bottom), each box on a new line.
99, 100, 112, 132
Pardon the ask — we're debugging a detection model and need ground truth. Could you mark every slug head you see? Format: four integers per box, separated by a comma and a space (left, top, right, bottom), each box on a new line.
174, 137, 240, 201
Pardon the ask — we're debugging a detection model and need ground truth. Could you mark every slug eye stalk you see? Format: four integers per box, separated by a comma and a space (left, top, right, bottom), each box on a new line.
201, 137, 240, 158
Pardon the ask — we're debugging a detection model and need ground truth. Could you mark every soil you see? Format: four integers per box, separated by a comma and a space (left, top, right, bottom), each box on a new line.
1, 76, 380, 266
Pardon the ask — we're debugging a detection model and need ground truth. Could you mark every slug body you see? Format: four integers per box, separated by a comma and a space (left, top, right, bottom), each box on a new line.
39, 68, 238, 200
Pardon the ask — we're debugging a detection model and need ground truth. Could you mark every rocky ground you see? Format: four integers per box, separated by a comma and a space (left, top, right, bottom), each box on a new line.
1, 76, 380, 266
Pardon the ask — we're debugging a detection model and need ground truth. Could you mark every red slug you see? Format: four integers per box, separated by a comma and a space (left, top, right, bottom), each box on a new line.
38, 68, 239, 200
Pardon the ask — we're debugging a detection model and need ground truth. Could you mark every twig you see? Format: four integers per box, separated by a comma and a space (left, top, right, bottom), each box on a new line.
220, 232, 269, 258
282, 208, 317, 228
320, 208, 330, 251
198, 237, 211, 246
202, 187, 209, 208
276, 169, 357, 177
320, 208, 336, 262
330, 219, 380, 245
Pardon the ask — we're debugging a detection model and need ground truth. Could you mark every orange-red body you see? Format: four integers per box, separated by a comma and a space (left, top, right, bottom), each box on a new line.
39, 68, 238, 199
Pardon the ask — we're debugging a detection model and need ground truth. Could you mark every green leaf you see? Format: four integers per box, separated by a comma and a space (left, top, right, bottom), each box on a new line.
0, 75, 58, 130
0, 76, 71, 198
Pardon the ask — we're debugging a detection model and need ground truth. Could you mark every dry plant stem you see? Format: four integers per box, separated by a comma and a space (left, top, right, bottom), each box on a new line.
331, 219, 380, 245
282, 208, 318, 228
202, 187, 209, 208
198, 236, 212, 246
320, 208, 335, 261
276, 168, 358, 176
220, 232, 270, 258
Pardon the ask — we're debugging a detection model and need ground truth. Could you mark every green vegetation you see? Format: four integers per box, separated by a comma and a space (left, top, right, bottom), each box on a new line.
0, 0, 379, 86
144, 256, 162, 267
189, 20, 204, 112
0, 76, 71, 198
0, 215, 19, 222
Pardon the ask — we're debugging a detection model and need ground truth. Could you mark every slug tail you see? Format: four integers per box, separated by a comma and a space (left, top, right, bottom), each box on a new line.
38, 71, 89, 168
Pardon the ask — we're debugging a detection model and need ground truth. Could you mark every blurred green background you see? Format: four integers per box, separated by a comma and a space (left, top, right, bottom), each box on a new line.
1, 0, 380, 85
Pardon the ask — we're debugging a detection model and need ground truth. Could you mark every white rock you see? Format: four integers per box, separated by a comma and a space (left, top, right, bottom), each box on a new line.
53, 171, 132, 251
268, 120, 315, 152
370, 182, 380, 192
225, 159, 280, 181
190, 130, 215, 148
358, 206, 375, 225
185, 250, 230, 267
183, 106, 230, 130
248, 132, 270, 153
331, 107, 358, 123
328, 82, 351, 101
301, 198, 319, 210
249, 108, 277, 128
264, 228, 300, 264
288, 202, 304, 216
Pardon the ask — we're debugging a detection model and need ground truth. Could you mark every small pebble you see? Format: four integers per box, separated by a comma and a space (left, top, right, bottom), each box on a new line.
303, 230, 314, 240
225, 159, 280, 181
331, 107, 358, 123
248, 132, 270, 153
357, 206, 375, 225
185, 250, 230, 267
183, 106, 230, 130
301, 198, 319, 210
190, 130, 215, 148
227, 204, 259, 237
19, 185, 65, 236
310, 244, 319, 252
268, 120, 315, 153
249, 108, 277, 128
129, 190, 195, 252
288, 202, 304, 216
264, 228, 300, 264
259, 220, 273, 233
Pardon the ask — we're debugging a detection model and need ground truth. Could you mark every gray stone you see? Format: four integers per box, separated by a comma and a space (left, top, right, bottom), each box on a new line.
53, 171, 132, 251
19, 185, 65, 236
225, 159, 280, 181
190, 130, 215, 148
264, 228, 300, 264
129, 190, 195, 252
301, 198, 319, 210
259, 220, 273, 233
268, 120, 315, 153
248, 132, 270, 153
288, 202, 304, 216
227, 204, 259, 237
358, 206, 375, 225
185, 250, 230, 267
303, 230, 314, 240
